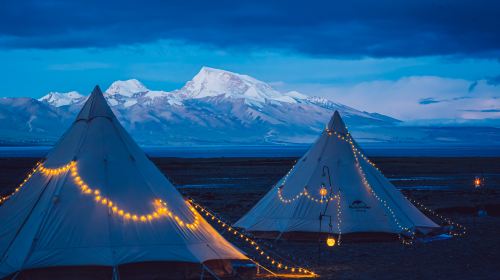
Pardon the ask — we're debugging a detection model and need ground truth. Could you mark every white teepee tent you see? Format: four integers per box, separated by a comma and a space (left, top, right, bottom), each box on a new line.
235, 111, 440, 240
0, 86, 247, 279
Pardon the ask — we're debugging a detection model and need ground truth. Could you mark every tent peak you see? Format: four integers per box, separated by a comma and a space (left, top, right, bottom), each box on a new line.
76, 85, 115, 121
327, 110, 348, 134
91, 85, 103, 96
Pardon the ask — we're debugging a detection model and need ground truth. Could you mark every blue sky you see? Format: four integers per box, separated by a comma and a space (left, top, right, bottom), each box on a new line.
1, 0, 499, 121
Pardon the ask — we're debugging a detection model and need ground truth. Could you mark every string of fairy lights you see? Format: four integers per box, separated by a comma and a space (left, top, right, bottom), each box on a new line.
406, 197, 466, 237
276, 160, 339, 204
0, 162, 41, 204
348, 137, 415, 244
2, 161, 201, 228
275, 153, 343, 246
277, 186, 339, 204
335, 193, 343, 245
326, 127, 466, 240
0, 160, 317, 277
188, 198, 317, 277
272, 126, 466, 245
0, 127, 466, 256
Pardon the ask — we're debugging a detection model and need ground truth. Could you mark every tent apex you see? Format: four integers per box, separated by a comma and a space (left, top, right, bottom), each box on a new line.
327, 110, 348, 134
91, 85, 103, 96
76, 85, 115, 121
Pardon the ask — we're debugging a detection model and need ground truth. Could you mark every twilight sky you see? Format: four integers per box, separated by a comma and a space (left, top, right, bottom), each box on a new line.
0, 0, 499, 122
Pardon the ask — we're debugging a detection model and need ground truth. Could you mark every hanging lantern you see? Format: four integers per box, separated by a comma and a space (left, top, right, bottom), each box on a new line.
319, 184, 328, 197
326, 235, 336, 247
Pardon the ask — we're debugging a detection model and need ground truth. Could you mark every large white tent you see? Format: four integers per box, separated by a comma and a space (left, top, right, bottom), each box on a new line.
0, 86, 247, 279
235, 111, 440, 241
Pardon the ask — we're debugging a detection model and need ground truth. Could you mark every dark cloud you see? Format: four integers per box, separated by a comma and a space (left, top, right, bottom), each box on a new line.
420, 96, 472, 105
1, 0, 500, 58
464, 109, 500, 112
419, 98, 441, 105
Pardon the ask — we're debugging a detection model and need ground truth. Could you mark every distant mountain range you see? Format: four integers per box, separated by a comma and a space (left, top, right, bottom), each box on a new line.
0, 67, 498, 146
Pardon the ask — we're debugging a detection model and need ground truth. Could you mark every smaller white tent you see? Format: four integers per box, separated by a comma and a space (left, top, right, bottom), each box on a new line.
235, 111, 440, 240
0, 86, 248, 279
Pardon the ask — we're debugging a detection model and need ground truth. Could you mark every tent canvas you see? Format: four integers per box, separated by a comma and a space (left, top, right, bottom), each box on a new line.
0, 86, 247, 278
235, 111, 440, 238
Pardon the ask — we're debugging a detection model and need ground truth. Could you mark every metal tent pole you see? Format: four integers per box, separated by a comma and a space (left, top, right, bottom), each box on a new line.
112, 266, 120, 280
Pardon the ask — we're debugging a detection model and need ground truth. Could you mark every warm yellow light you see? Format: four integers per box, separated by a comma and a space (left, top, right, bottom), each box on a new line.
474, 178, 481, 187
319, 187, 328, 197
24, 162, 200, 229
326, 236, 336, 247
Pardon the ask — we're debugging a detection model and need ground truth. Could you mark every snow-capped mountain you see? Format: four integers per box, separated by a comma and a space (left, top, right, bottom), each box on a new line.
32, 67, 400, 145
106, 79, 149, 96
2, 66, 497, 146
176, 66, 298, 105
39, 91, 85, 107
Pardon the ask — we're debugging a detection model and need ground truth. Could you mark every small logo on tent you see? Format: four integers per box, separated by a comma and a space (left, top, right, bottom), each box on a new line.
349, 200, 370, 210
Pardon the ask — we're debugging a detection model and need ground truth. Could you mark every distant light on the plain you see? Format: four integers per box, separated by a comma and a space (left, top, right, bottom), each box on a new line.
474, 177, 482, 188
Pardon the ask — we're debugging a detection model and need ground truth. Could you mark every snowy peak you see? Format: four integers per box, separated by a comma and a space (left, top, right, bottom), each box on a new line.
39, 91, 85, 107
105, 79, 149, 97
36, 68, 399, 126
178, 67, 297, 104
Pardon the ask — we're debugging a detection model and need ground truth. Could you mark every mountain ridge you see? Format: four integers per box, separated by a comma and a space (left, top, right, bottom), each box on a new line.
0, 67, 497, 146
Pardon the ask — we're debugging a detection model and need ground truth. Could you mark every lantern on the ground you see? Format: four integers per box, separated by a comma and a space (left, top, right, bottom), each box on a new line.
326, 235, 336, 247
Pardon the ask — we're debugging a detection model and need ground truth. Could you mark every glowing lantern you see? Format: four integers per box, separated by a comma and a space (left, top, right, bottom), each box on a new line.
319, 186, 328, 197
326, 236, 336, 247
474, 177, 482, 188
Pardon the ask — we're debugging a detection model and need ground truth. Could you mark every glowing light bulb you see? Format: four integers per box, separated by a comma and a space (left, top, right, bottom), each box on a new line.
474, 177, 482, 188
326, 236, 336, 247
319, 186, 328, 197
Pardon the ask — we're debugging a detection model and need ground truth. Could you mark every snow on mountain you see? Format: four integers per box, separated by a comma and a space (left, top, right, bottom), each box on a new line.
176, 67, 298, 106
38, 91, 85, 107
106, 79, 149, 96
28, 67, 408, 145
